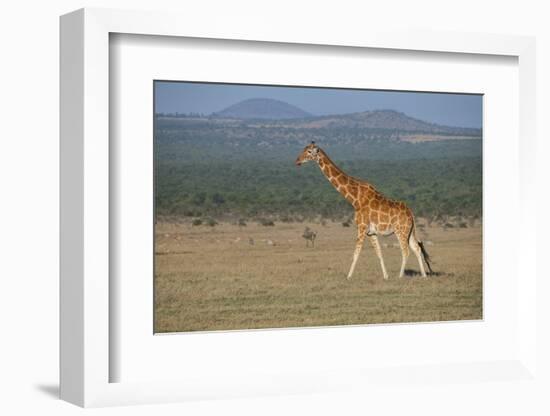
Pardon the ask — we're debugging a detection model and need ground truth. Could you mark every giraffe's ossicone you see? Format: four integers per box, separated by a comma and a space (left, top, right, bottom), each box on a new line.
296, 142, 433, 280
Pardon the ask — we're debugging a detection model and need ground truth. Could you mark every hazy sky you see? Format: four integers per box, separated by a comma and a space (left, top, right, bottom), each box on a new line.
155, 81, 482, 128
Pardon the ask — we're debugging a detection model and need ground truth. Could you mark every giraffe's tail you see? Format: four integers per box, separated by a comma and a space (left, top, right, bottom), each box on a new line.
418, 240, 433, 274
411, 218, 434, 274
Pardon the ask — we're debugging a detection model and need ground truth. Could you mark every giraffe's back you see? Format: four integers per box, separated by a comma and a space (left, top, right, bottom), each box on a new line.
355, 183, 414, 235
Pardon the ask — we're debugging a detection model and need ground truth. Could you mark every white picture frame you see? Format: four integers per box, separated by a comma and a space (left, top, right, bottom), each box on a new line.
60, 8, 538, 408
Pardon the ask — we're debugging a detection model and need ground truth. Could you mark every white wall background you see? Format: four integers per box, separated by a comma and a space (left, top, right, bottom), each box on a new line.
1, 1, 548, 415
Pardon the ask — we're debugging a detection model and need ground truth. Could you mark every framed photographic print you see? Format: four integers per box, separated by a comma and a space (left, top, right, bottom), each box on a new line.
60, 8, 538, 408
152, 81, 483, 334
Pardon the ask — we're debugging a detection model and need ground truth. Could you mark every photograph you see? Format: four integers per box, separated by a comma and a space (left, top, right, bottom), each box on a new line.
153, 81, 483, 333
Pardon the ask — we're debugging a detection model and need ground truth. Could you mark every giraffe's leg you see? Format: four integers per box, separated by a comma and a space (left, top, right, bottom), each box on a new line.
409, 235, 427, 277
396, 230, 410, 278
347, 224, 367, 280
368, 234, 389, 280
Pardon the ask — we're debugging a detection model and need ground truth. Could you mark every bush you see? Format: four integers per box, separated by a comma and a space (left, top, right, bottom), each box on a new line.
258, 218, 275, 226
205, 218, 218, 227
192, 219, 202, 226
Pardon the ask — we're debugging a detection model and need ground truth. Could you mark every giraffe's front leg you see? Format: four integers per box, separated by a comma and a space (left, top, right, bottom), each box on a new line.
368, 234, 389, 280
347, 224, 367, 280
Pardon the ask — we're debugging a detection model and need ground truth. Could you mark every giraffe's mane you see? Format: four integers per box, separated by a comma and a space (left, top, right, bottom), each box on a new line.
318, 148, 376, 189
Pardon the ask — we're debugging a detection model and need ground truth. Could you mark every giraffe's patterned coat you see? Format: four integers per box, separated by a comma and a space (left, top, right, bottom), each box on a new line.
296, 142, 433, 280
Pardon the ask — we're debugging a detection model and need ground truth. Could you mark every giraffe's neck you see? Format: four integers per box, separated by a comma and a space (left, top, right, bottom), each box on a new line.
317, 150, 360, 206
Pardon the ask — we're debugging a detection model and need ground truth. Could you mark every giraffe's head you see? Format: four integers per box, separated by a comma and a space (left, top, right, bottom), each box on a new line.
295, 142, 321, 166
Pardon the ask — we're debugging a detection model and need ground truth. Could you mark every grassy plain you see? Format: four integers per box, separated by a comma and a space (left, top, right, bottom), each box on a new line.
154, 221, 482, 333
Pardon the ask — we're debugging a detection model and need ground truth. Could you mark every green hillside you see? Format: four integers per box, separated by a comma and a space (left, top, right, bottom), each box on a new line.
154, 115, 482, 222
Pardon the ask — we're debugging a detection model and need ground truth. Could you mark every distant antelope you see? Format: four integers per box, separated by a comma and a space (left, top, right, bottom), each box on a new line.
302, 227, 317, 248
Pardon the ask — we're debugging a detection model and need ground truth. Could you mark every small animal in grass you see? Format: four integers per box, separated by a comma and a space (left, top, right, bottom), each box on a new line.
302, 227, 317, 248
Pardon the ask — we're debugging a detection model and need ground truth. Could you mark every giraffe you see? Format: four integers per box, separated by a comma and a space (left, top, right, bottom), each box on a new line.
295, 142, 433, 280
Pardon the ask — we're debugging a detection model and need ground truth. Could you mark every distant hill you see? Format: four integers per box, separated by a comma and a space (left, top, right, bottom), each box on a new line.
208, 102, 480, 136
213, 98, 312, 120
284, 109, 480, 136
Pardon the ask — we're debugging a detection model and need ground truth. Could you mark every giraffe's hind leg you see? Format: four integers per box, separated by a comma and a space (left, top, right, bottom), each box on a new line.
395, 229, 410, 278
368, 235, 389, 280
409, 235, 427, 277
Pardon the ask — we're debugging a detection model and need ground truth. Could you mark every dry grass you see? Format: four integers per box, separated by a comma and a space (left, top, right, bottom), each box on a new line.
154, 221, 482, 333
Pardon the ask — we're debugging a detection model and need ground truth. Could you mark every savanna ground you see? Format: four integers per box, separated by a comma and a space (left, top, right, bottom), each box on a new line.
154, 220, 482, 333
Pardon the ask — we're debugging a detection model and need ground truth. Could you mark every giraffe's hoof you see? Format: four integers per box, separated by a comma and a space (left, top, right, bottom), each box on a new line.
346, 275, 352, 280
383, 275, 389, 280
